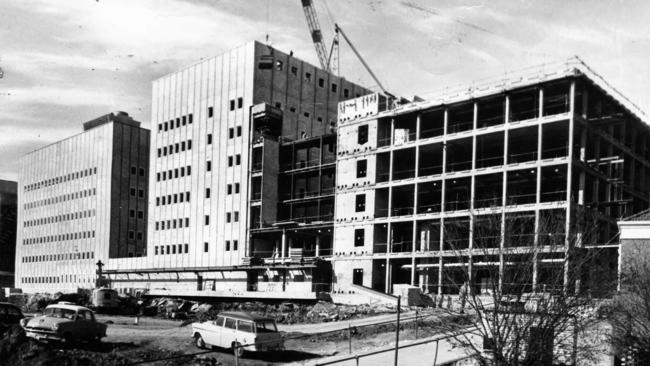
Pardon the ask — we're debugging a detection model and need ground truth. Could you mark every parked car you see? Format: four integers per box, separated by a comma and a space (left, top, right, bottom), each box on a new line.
192, 311, 284, 357
21, 303, 107, 344
0, 302, 25, 335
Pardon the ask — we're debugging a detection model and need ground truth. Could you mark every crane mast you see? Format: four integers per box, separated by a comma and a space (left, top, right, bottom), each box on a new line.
301, 0, 330, 71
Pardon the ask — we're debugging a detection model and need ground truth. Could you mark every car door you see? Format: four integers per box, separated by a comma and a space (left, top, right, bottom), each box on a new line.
75, 310, 90, 340
205, 316, 224, 347
222, 317, 237, 348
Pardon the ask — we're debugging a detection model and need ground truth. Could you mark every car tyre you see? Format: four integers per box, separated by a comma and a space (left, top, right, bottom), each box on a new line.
195, 334, 206, 349
233, 342, 245, 358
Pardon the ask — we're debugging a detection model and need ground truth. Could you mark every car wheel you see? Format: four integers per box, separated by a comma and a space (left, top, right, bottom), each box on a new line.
233, 342, 245, 358
195, 334, 206, 349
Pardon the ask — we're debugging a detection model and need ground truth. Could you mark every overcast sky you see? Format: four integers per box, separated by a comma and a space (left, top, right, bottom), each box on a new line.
1, 0, 649, 181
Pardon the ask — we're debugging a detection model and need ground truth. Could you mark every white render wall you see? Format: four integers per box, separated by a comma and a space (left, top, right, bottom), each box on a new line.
15, 123, 115, 293
108, 42, 255, 272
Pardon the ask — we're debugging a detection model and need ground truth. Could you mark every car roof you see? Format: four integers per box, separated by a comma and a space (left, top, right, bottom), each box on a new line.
218, 311, 275, 322
0, 302, 22, 310
45, 304, 91, 312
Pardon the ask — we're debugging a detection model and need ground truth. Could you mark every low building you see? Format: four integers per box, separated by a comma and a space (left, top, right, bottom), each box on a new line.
15, 112, 150, 293
0, 179, 17, 288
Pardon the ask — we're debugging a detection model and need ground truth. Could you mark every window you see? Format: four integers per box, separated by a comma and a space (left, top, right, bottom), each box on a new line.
235, 183, 240, 194
157, 148, 162, 157
354, 229, 365, 247
230, 99, 235, 111
175, 143, 180, 153
128, 231, 135, 239
188, 140, 192, 149
331, 83, 338, 92
229, 128, 234, 139
206, 161, 212, 172
138, 189, 144, 198
176, 118, 180, 128
182, 116, 186, 125
344, 88, 350, 98
305, 72, 312, 82
205, 188, 211, 198
357, 159, 367, 178
205, 215, 210, 225
237, 97, 243, 109
185, 244, 189, 253
208, 106, 214, 118
224, 318, 236, 329
186, 192, 190, 201
131, 166, 137, 175
137, 232, 143, 240
355, 194, 366, 212
174, 168, 179, 178
207, 134, 212, 144
227, 184, 232, 195
291, 66, 298, 75
236, 126, 242, 137
189, 114, 193, 124
130, 188, 136, 196
155, 246, 159, 255
226, 212, 231, 223
236, 154, 241, 165
275, 60, 283, 70
169, 119, 174, 129
129, 209, 135, 218
228, 156, 234, 167
318, 78, 325, 87
225, 240, 230, 251
180, 167, 185, 176
187, 166, 191, 175
233, 240, 238, 250
358, 125, 369, 144
204, 242, 209, 252
234, 211, 239, 222
164, 122, 168, 131
137, 211, 144, 219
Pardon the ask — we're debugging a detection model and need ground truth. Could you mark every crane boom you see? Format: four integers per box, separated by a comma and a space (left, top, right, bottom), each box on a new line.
301, 0, 329, 71
335, 24, 392, 98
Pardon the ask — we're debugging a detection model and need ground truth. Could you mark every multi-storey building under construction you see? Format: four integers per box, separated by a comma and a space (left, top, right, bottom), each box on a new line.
332, 59, 650, 295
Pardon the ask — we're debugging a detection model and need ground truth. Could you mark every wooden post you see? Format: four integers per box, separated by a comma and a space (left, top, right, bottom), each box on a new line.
394, 295, 401, 366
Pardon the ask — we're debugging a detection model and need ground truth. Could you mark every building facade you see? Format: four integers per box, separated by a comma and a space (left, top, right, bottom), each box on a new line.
0, 180, 17, 288
105, 41, 368, 297
15, 112, 150, 293
333, 60, 650, 295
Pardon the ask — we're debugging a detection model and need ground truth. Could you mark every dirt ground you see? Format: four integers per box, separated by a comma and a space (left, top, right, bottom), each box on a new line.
1, 310, 467, 366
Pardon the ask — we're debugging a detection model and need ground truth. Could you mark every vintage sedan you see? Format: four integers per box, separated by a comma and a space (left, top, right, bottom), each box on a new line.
21, 303, 107, 344
192, 311, 284, 357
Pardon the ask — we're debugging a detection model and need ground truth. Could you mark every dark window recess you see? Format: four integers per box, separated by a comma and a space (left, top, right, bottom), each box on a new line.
204, 242, 209, 252
291, 66, 298, 75
228, 156, 234, 167
344, 88, 350, 98
236, 154, 241, 165
233, 240, 238, 250
305, 72, 312, 82
318, 78, 325, 87
236, 126, 242, 137
354, 229, 365, 247
358, 125, 369, 144
131, 166, 137, 175
182, 116, 186, 125
237, 97, 243, 109
331, 83, 337, 93
208, 107, 214, 118
139, 168, 145, 176
205, 215, 210, 225
207, 134, 212, 144
226, 241, 230, 251
230, 99, 235, 111
226, 213, 232, 223
355, 194, 366, 212
227, 184, 232, 195
189, 114, 193, 123
357, 159, 368, 178
206, 161, 212, 172
235, 183, 240, 193
206, 188, 211, 198
229, 128, 234, 139
188, 140, 192, 149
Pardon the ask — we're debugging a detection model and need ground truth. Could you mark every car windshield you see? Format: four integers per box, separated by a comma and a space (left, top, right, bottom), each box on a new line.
255, 321, 278, 333
43, 307, 76, 320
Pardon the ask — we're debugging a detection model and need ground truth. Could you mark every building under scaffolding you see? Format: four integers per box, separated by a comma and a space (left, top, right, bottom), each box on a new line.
332, 59, 650, 295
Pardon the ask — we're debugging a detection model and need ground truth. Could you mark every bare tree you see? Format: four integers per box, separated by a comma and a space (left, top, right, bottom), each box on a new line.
437, 208, 612, 366
606, 240, 650, 364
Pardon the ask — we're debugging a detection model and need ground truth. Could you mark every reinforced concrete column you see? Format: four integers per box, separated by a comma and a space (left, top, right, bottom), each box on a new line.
564, 81, 576, 294
468, 102, 478, 287
411, 114, 421, 286
315, 235, 320, 257
501, 95, 510, 293
533, 110, 544, 293
439, 108, 449, 295
385, 118, 395, 294
281, 229, 287, 259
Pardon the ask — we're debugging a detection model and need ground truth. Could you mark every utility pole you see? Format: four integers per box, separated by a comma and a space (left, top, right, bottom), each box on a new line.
394, 295, 401, 366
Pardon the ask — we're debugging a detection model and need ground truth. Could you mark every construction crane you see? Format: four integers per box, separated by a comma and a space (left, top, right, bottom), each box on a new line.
301, 0, 330, 71
300, 0, 393, 98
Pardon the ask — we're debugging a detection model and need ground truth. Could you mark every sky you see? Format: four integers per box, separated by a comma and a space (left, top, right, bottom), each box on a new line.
1, 0, 650, 181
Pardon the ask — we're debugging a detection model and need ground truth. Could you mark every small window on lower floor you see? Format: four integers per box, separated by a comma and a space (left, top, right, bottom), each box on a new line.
354, 229, 365, 247
204, 242, 209, 252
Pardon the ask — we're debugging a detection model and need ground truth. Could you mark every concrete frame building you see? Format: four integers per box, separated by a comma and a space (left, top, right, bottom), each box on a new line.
105, 41, 368, 297
15, 112, 150, 293
0, 180, 17, 288
332, 59, 650, 295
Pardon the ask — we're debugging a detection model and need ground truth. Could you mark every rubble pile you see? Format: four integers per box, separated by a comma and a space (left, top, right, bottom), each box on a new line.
151, 299, 396, 326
